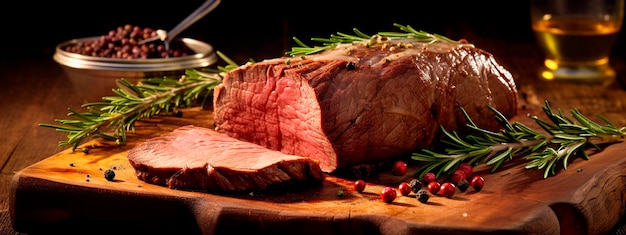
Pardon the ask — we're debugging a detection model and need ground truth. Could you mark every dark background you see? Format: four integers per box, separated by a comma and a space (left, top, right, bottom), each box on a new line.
0, 0, 624, 65
0, 1, 534, 60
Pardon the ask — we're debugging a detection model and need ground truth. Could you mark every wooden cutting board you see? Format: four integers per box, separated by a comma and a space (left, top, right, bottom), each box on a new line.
9, 107, 626, 235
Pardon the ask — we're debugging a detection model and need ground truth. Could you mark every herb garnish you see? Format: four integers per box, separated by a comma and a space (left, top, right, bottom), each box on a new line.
411, 101, 625, 178
286, 23, 458, 56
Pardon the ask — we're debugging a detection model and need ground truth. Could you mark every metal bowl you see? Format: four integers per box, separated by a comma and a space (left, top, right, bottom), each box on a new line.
53, 36, 218, 100
54, 36, 218, 78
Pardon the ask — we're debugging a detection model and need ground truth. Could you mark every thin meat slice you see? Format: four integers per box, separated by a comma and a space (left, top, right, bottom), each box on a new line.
127, 125, 325, 192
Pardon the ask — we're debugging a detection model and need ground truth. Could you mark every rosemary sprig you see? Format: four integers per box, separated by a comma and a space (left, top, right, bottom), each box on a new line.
286, 23, 458, 56
40, 52, 236, 151
377, 24, 458, 43
412, 101, 625, 178
287, 28, 372, 56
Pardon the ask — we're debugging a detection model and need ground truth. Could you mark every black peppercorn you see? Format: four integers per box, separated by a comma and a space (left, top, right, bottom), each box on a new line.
346, 62, 356, 70
104, 169, 116, 181
457, 179, 469, 192
408, 178, 423, 193
417, 190, 430, 203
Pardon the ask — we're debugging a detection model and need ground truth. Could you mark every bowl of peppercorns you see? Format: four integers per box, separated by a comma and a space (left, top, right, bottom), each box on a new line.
53, 24, 218, 99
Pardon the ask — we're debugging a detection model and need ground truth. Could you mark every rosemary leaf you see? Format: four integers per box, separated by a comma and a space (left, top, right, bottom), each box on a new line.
485, 147, 513, 166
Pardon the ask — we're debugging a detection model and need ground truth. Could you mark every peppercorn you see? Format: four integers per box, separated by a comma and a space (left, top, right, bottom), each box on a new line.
391, 160, 407, 176
82, 147, 90, 154
398, 182, 412, 196
456, 179, 469, 192
417, 190, 430, 203
457, 163, 473, 178
422, 172, 437, 183
337, 189, 345, 198
439, 182, 456, 198
104, 169, 116, 181
408, 178, 423, 193
380, 187, 397, 203
427, 181, 440, 195
354, 180, 366, 193
451, 169, 466, 184
471, 176, 485, 192
63, 24, 194, 59
346, 62, 356, 70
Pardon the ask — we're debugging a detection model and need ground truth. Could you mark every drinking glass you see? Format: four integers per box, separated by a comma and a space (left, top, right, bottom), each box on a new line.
531, 0, 624, 82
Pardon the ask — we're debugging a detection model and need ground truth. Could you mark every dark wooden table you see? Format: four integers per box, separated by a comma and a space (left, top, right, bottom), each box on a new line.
2, 20, 626, 234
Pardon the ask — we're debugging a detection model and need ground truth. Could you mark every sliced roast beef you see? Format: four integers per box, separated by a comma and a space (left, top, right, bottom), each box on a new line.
213, 38, 518, 173
127, 125, 325, 192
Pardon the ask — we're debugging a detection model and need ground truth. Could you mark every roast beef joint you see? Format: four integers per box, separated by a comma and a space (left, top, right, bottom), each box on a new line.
213, 36, 517, 173
128, 34, 518, 192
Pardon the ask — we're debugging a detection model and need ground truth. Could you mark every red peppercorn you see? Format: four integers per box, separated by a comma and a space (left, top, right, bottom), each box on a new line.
427, 181, 441, 195
471, 175, 485, 192
451, 169, 466, 184
422, 172, 437, 183
354, 180, 366, 193
392, 160, 408, 176
63, 24, 195, 59
457, 163, 473, 178
398, 182, 412, 196
381, 187, 397, 203
439, 182, 456, 198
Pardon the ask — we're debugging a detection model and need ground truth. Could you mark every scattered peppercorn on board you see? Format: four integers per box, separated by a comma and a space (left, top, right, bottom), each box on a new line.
9, 107, 626, 234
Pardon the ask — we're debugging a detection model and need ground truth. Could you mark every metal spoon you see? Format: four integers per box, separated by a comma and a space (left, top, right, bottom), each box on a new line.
138, 0, 221, 51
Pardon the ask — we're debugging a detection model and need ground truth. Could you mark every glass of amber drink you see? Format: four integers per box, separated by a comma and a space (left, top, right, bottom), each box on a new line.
531, 0, 624, 82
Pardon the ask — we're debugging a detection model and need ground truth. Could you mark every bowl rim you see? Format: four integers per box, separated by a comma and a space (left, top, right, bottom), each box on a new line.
53, 36, 218, 71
